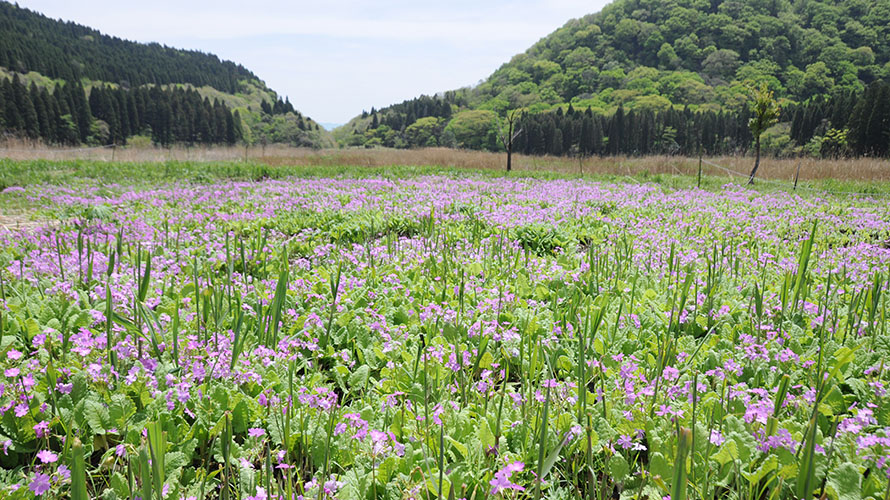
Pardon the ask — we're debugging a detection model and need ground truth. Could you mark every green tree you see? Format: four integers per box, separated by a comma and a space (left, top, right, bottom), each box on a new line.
701, 49, 740, 80
404, 117, 441, 148
657, 43, 680, 69
443, 110, 499, 151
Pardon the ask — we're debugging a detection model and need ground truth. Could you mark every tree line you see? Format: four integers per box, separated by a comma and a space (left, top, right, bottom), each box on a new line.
513, 104, 752, 157
789, 81, 890, 157
516, 82, 890, 158
344, 79, 889, 158
0, 74, 243, 146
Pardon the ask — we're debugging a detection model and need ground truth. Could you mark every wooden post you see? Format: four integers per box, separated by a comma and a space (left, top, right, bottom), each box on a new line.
697, 149, 702, 188
111, 144, 116, 162
793, 161, 802, 191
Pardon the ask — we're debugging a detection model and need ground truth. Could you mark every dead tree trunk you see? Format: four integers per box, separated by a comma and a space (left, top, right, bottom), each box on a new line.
499, 110, 522, 173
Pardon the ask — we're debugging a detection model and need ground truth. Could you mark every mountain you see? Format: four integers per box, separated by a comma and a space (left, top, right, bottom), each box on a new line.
338, 0, 890, 158
0, 1, 333, 148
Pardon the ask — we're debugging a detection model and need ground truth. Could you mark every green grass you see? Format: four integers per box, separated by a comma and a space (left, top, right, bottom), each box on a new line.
2, 158, 890, 199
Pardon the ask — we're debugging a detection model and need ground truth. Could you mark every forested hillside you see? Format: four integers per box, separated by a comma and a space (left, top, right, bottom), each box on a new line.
339, 0, 890, 158
0, 1, 254, 92
0, 1, 332, 148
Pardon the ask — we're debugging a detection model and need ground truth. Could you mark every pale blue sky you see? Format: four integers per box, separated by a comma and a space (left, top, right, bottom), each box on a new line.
18, 0, 610, 126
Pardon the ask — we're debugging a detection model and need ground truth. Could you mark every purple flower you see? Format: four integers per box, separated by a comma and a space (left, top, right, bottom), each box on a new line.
248, 428, 266, 438
245, 486, 268, 500
34, 421, 49, 438
29, 473, 51, 496
490, 461, 525, 495
57, 465, 70, 481
36, 450, 58, 464
617, 435, 634, 449
432, 404, 444, 426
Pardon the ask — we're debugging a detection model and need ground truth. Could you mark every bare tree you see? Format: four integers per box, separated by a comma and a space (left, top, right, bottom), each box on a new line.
747, 83, 780, 185
497, 110, 523, 172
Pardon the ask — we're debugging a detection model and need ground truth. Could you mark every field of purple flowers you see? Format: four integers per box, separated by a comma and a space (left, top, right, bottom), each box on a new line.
1, 170, 889, 500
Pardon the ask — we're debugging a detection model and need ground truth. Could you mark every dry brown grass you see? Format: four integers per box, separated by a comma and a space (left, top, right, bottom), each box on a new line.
2, 138, 889, 183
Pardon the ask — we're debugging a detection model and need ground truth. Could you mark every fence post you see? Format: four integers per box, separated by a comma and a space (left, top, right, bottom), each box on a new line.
697, 149, 703, 188
793, 161, 802, 191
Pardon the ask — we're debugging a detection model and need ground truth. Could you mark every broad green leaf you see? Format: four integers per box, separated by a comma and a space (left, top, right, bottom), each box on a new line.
478, 419, 495, 450
826, 462, 861, 500
742, 454, 777, 487
445, 436, 468, 459
349, 365, 370, 389
609, 454, 630, 482
84, 399, 111, 435
712, 440, 738, 467
649, 452, 670, 481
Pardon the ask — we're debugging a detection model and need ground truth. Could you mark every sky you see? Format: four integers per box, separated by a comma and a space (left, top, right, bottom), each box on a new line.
18, 0, 611, 127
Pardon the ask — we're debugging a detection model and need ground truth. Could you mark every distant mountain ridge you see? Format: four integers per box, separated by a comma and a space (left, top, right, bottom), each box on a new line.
337, 0, 890, 158
468, 0, 890, 111
0, 1, 254, 93
0, 1, 333, 148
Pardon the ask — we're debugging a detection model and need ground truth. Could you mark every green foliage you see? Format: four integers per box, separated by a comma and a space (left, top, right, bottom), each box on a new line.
404, 117, 443, 148
749, 83, 781, 139
0, 2, 254, 92
442, 110, 499, 151
339, 0, 890, 158
0, 5, 330, 148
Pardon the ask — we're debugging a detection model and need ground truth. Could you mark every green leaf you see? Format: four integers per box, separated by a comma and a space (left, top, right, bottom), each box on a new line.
348, 365, 370, 389
649, 452, 670, 481
742, 454, 778, 488
84, 399, 111, 435
826, 462, 861, 500
820, 384, 846, 416
478, 419, 495, 450
25, 318, 40, 340
110, 471, 130, 499
445, 436, 468, 459
540, 434, 566, 480
795, 415, 819, 499
376, 456, 397, 483
712, 440, 739, 467
671, 428, 692, 500
109, 394, 135, 430
609, 454, 630, 482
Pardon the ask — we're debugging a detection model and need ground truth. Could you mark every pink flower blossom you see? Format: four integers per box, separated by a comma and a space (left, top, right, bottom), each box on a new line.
490, 461, 525, 495
36, 450, 58, 464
